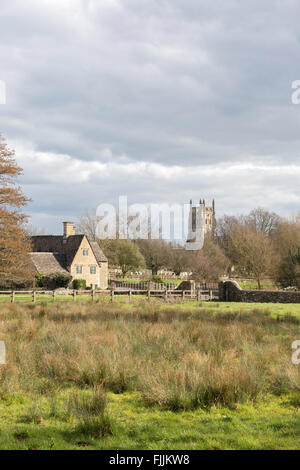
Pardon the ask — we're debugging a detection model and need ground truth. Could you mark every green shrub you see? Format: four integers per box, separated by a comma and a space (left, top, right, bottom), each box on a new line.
36, 272, 72, 289
152, 275, 165, 284
35, 272, 44, 288
73, 279, 87, 290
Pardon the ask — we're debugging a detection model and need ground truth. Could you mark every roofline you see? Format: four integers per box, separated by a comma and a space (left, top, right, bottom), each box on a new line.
87, 238, 108, 264
30, 235, 108, 265
30, 251, 62, 254
31, 234, 85, 238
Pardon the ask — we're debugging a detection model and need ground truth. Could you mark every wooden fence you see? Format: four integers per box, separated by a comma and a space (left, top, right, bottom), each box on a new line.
0, 289, 218, 303
109, 280, 177, 290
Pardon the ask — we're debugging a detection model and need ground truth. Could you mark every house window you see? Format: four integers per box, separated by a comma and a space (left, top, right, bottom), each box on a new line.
83, 249, 89, 256
76, 265, 82, 274
90, 266, 96, 275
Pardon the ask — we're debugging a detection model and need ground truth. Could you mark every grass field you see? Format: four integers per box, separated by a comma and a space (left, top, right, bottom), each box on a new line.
0, 300, 299, 450
2, 292, 300, 319
5, 294, 298, 319
237, 279, 278, 290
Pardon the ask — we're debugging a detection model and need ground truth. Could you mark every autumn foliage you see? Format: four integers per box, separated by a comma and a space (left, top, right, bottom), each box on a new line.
0, 134, 34, 286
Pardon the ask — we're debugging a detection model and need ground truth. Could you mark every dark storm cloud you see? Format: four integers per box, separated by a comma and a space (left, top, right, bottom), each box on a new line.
0, 0, 300, 232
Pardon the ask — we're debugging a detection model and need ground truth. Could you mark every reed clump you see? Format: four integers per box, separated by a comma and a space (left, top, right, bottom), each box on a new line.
0, 301, 299, 410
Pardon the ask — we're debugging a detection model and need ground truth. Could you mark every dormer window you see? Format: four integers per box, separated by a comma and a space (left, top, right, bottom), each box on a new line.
83, 249, 89, 256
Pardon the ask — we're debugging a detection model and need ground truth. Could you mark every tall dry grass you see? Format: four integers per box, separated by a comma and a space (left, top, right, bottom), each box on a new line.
67, 386, 113, 437
0, 301, 299, 410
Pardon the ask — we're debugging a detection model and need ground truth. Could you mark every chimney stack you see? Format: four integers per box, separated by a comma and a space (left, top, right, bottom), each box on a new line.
63, 221, 75, 237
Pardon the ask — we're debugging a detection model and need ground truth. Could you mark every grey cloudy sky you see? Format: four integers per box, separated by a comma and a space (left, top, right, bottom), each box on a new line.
1, 0, 300, 233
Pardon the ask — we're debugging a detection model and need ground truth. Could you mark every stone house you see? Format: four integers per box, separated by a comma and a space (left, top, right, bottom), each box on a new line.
30, 222, 108, 289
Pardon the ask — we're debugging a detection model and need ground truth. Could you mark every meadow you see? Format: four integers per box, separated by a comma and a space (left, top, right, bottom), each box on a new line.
236, 279, 278, 290
0, 299, 299, 449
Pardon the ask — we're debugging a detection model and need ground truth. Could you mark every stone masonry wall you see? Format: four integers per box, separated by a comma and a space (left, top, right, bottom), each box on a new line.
71, 236, 108, 288
175, 280, 196, 292
219, 280, 300, 303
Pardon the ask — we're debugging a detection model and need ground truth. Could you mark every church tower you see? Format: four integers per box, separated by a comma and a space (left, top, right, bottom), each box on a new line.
203, 198, 216, 239
185, 199, 216, 250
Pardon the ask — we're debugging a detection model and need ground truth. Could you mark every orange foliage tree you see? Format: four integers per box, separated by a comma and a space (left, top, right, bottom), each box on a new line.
0, 134, 34, 286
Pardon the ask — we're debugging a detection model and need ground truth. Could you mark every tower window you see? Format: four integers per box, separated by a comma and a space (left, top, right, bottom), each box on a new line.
83, 249, 89, 256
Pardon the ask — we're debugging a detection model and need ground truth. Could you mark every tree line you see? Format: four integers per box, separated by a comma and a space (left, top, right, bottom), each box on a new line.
78, 207, 300, 289
1, 133, 300, 290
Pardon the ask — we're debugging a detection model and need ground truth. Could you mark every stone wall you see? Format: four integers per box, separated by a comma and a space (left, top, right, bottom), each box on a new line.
175, 280, 196, 292
71, 237, 108, 288
99, 262, 108, 290
219, 280, 300, 303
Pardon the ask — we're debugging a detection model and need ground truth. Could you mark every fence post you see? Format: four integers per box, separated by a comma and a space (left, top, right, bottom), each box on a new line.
32, 290, 36, 303
111, 289, 114, 302
197, 289, 201, 301
11, 291, 15, 303
53, 290, 56, 301
73, 290, 77, 301
147, 289, 151, 300
129, 289, 132, 302
182, 290, 185, 301
164, 290, 168, 301
210, 290, 213, 301
92, 289, 95, 302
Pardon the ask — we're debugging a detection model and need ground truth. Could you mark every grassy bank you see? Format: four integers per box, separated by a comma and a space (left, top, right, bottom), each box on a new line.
0, 301, 299, 449
1, 292, 300, 319
236, 279, 277, 290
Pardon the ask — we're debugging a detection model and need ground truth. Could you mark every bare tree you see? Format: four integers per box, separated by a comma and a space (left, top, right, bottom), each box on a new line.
244, 207, 281, 236
272, 218, 300, 287
189, 239, 229, 282
76, 209, 98, 240
25, 224, 45, 236
228, 225, 278, 289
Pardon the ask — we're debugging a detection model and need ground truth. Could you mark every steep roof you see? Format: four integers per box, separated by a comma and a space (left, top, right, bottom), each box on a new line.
31, 235, 84, 267
90, 241, 108, 263
31, 235, 108, 267
30, 252, 69, 275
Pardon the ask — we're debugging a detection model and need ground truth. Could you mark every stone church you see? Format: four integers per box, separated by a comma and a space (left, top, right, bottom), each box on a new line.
186, 199, 216, 250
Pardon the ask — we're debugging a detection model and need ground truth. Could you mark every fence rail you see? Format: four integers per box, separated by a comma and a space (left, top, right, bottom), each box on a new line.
109, 280, 178, 290
0, 289, 219, 303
